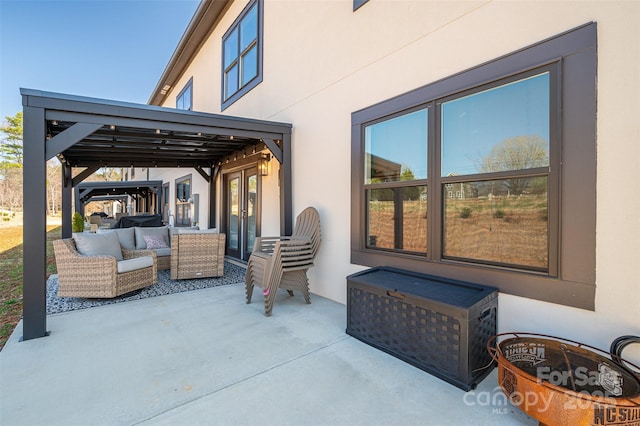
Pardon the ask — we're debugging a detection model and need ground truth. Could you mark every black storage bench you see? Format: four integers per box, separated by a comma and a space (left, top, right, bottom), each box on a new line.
346, 267, 497, 391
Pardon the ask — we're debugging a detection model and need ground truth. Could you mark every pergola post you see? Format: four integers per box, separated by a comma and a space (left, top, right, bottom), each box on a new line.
209, 166, 218, 229
22, 105, 49, 340
281, 133, 293, 235
61, 163, 73, 238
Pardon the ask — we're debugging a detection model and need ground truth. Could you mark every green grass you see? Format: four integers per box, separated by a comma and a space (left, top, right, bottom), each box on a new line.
0, 225, 60, 350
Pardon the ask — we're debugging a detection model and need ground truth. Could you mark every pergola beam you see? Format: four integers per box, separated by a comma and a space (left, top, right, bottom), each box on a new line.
263, 138, 283, 164
45, 122, 103, 160
46, 110, 284, 142
72, 165, 101, 187
195, 166, 211, 183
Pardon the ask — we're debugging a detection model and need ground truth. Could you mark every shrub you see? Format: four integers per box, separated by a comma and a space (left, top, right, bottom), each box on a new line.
493, 209, 506, 219
72, 212, 85, 233
459, 207, 472, 219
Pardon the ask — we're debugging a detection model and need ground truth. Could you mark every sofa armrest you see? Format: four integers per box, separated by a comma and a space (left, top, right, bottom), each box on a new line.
122, 248, 157, 279
53, 239, 119, 293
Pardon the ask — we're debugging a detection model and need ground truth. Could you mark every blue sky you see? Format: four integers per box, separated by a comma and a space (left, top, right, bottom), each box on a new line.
0, 0, 200, 121
366, 72, 550, 180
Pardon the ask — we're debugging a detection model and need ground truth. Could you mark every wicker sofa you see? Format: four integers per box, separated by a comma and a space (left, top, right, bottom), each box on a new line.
170, 231, 226, 280
53, 235, 157, 298
98, 226, 226, 278
97, 225, 175, 270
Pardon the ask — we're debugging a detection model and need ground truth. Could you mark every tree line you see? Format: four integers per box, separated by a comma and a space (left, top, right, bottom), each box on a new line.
0, 112, 121, 217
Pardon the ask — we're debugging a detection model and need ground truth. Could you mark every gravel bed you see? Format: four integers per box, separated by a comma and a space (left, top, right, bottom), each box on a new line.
46, 261, 246, 314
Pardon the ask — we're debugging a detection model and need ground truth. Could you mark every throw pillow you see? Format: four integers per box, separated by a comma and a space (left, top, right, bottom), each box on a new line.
72, 231, 123, 261
134, 226, 169, 249
143, 234, 168, 249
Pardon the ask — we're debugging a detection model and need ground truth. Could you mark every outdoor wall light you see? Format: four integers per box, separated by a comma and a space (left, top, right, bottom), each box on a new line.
259, 153, 270, 176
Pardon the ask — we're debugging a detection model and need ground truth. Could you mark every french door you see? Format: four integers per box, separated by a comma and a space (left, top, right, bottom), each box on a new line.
224, 168, 259, 261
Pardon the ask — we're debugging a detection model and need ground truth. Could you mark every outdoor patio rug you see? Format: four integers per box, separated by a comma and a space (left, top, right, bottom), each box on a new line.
46, 260, 246, 314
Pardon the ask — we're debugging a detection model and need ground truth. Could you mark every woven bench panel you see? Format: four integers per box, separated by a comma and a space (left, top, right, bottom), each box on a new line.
346, 267, 497, 391
348, 287, 461, 375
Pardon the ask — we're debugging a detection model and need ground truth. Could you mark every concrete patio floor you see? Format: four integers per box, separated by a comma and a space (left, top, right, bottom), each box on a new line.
1, 283, 536, 425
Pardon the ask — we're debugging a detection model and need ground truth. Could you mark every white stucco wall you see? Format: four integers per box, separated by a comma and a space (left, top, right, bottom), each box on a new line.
146, 168, 212, 229
159, 0, 639, 351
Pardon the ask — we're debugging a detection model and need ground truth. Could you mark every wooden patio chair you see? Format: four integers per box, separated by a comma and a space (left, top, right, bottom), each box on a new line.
245, 206, 321, 316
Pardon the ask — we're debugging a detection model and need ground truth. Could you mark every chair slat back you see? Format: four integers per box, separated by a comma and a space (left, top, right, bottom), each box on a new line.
279, 240, 315, 271
292, 207, 321, 258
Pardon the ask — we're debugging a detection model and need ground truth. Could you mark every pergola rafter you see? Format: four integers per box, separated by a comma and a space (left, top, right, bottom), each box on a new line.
21, 88, 293, 341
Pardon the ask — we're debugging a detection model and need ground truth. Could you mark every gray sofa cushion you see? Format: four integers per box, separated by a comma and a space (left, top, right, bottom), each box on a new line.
134, 226, 169, 250
117, 256, 154, 273
177, 228, 219, 235
154, 247, 172, 257
97, 227, 136, 250
169, 226, 200, 237
72, 231, 123, 261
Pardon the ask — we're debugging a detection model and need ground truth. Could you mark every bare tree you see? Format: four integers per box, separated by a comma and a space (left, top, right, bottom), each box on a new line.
46, 159, 62, 215
479, 135, 548, 195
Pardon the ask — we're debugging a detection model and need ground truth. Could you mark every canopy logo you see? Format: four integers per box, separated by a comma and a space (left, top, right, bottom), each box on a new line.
536, 362, 623, 397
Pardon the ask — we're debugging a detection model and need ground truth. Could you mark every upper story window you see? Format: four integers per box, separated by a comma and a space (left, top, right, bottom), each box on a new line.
222, 0, 263, 110
351, 23, 597, 310
354, 0, 369, 11
176, 78, 193, 110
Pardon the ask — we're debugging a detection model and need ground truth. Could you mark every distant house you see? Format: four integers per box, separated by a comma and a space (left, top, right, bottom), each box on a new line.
137, 0, 638, 348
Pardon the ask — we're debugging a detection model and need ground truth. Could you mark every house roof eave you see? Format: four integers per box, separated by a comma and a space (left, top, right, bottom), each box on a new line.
148, 0, 232, 107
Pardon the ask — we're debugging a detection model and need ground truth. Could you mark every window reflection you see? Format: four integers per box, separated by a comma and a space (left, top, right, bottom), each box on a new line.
365, 109, 427, 183
442, 177, 548, 270
367, 186, 427, 253
441, 73, 550, 176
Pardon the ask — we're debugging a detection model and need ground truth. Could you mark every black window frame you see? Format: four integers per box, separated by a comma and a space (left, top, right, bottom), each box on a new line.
221, 0, 263, 111
175, 174, 193, 227
353, 0, 369, 11
350, 22, 597, 310
176, 77, 193, 111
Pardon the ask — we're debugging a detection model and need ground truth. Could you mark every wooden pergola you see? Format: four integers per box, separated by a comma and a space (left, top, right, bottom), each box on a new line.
21, 89, 293, 341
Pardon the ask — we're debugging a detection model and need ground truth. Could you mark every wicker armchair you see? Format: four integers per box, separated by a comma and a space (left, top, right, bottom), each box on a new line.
53, 238, 157, 298
245, 207, 321, 316
170, 231, 226, 280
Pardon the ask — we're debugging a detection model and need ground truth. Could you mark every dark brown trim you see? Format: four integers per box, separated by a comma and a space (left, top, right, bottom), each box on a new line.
221, 0, 264, 111
351, 22, 597, 310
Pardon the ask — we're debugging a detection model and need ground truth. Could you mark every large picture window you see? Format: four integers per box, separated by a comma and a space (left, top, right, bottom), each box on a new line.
363, 70, 552, 271
222, 0, 263, 110
351, 23, 597, 310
